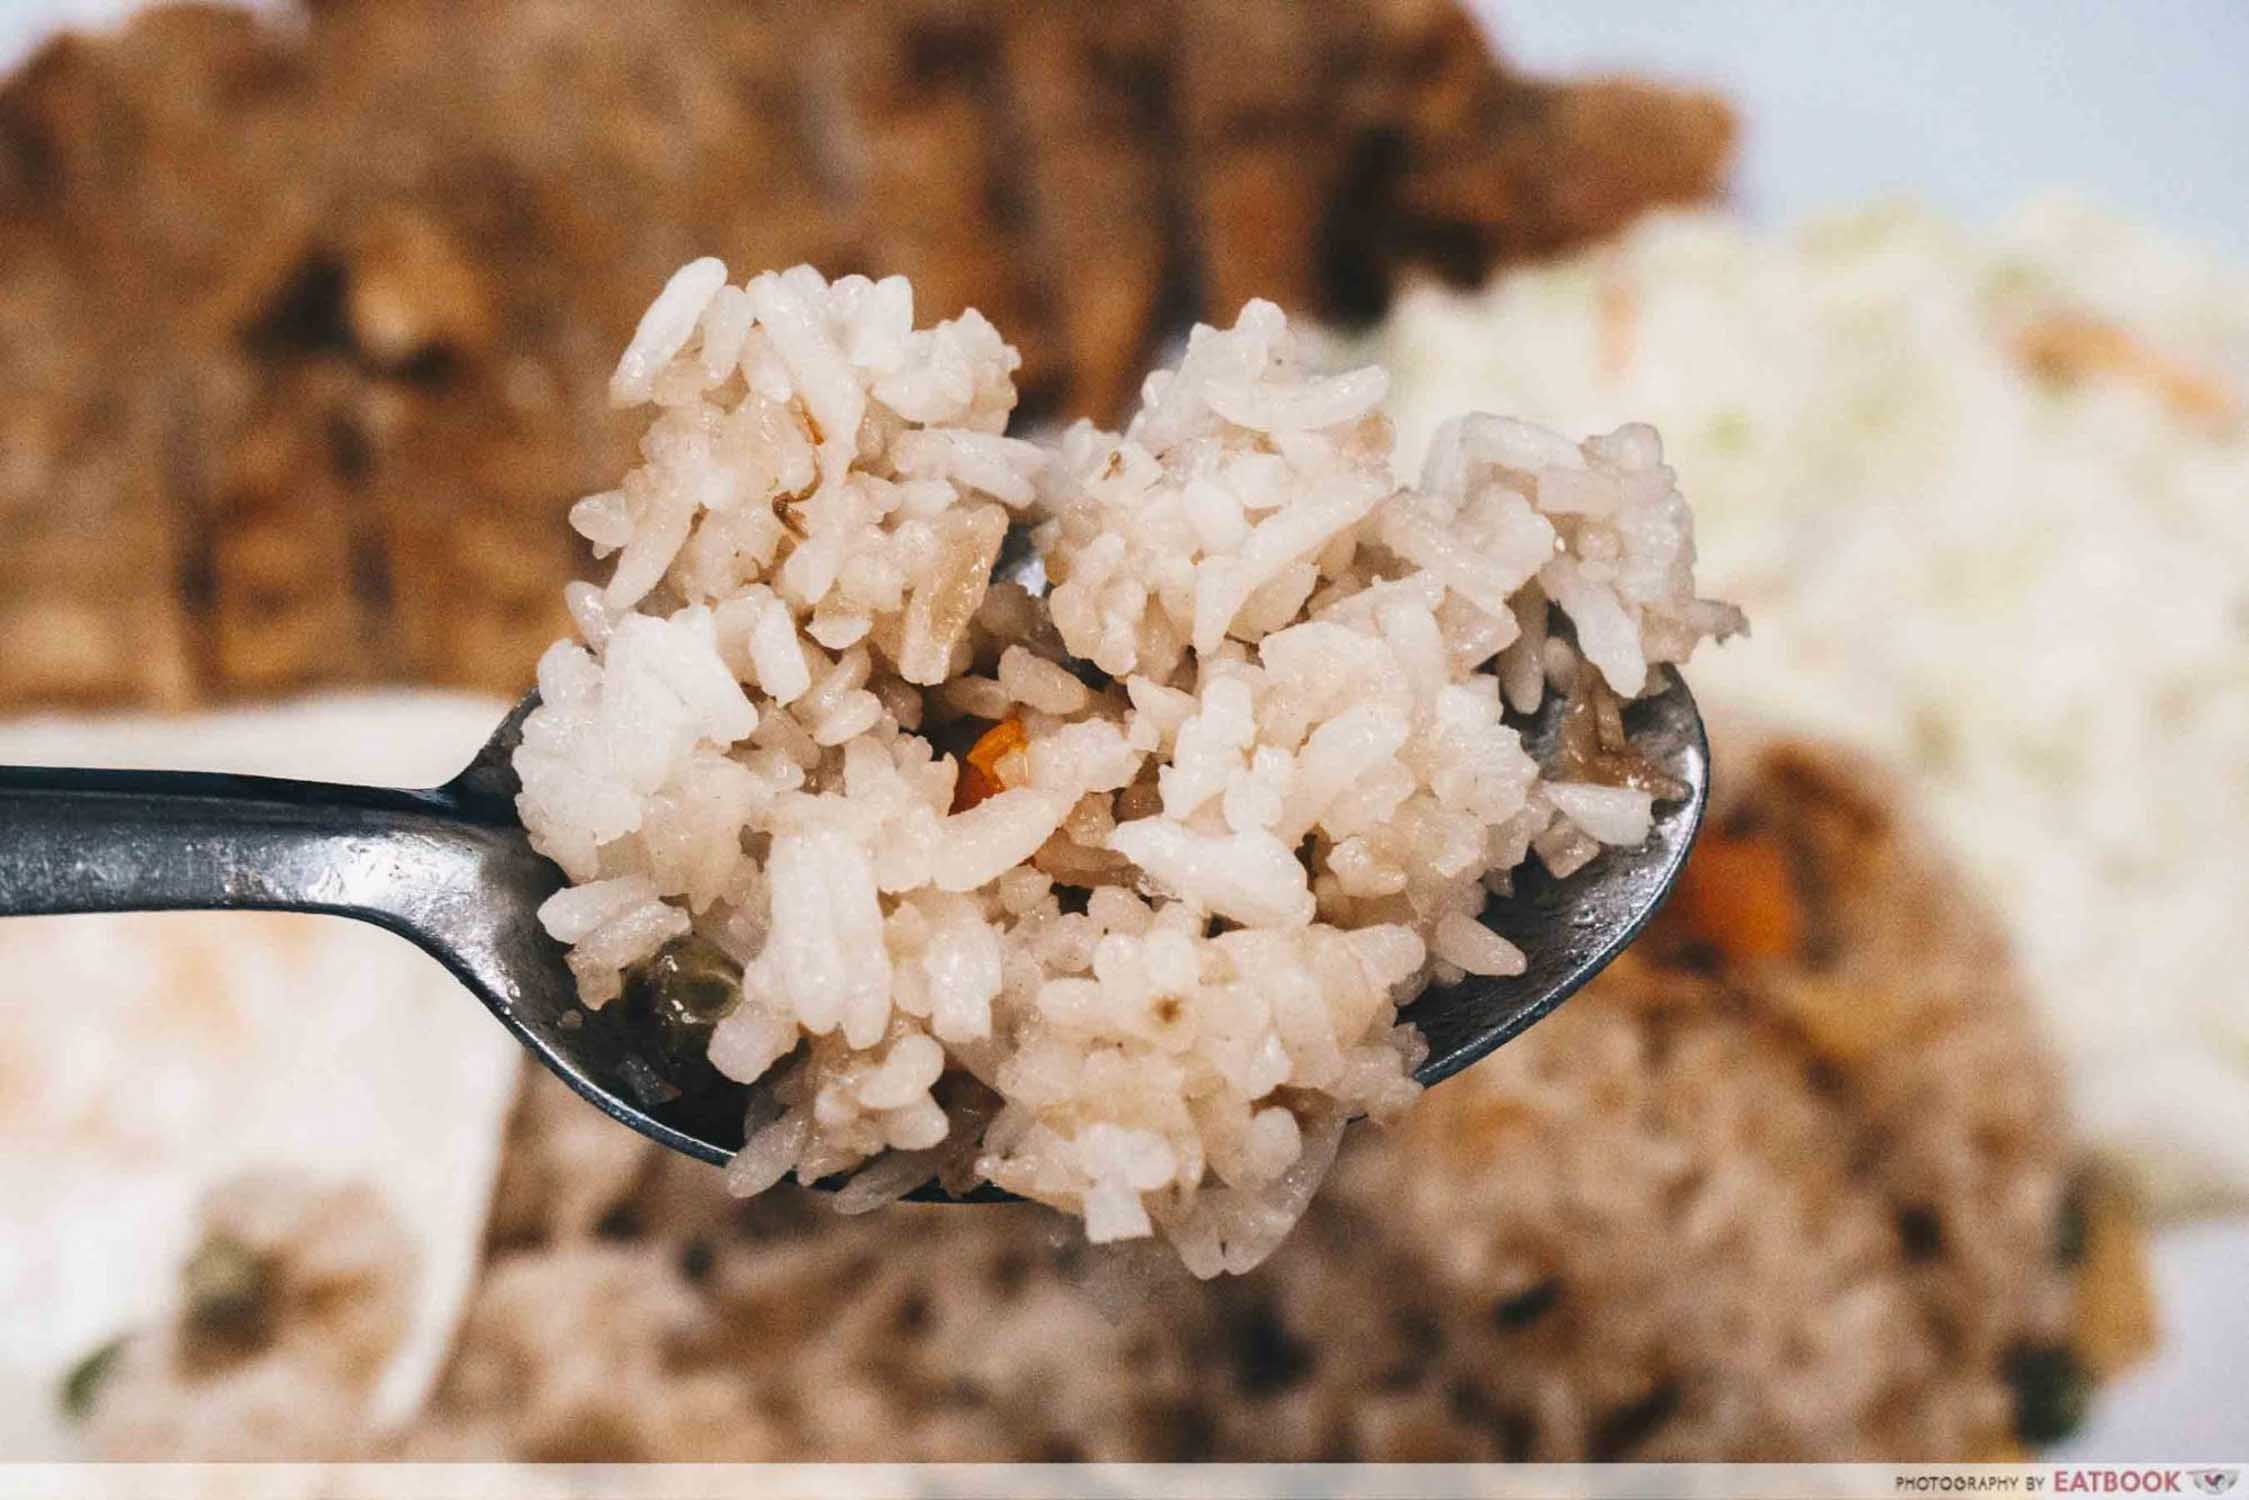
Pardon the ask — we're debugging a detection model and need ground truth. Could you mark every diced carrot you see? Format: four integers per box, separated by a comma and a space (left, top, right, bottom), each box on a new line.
953, 716, 1028, 812
1669, 829, 1803, 964
2014, 313, 2239, 427
954, 761, 999, 813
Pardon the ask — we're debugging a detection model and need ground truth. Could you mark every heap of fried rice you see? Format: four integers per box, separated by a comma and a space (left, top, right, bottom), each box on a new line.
512, 259, 1737, 1273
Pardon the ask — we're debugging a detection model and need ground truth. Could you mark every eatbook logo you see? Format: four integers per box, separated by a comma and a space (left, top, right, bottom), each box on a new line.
2191, 1472, 2239, 1496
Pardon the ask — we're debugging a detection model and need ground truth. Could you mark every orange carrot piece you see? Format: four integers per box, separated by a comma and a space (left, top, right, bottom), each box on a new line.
1670, 830, 1803, 963
953, 717, 1028, 812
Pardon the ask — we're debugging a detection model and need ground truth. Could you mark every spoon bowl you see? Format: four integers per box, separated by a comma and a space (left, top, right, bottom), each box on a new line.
0, 671, 1705, 1200
1410, 668, 1707, 1085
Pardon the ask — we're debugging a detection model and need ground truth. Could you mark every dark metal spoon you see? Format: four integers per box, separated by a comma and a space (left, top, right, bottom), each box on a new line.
0, 673, 1705, 1196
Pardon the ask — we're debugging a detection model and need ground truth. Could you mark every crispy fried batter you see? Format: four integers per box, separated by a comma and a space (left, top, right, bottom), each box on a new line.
0, 0, 1733, 708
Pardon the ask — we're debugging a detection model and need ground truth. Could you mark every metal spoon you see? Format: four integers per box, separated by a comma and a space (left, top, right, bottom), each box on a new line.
0, 674, 1705, 1196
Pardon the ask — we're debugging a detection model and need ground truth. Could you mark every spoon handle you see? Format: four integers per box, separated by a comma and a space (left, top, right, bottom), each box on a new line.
0, 765, 474, 928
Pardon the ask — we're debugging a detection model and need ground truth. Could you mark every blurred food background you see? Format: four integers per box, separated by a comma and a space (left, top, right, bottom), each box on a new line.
1, 0, 2242, 1463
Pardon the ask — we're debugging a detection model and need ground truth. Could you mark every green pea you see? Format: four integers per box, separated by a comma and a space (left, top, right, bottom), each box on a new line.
58, 1336, 126, 1423
628, 934, 745, 1033
2005, 1342, 2088, 1447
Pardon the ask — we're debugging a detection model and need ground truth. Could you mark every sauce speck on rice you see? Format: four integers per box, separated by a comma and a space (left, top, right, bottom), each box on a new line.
514, 261, 1737, 1273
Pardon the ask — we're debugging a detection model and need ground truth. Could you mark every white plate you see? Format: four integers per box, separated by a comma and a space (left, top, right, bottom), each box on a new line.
0, 694, 521, 1457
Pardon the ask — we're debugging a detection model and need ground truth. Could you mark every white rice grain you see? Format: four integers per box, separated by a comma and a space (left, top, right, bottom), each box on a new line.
1545, 782, 1657, 846
610, 256, 728, 406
